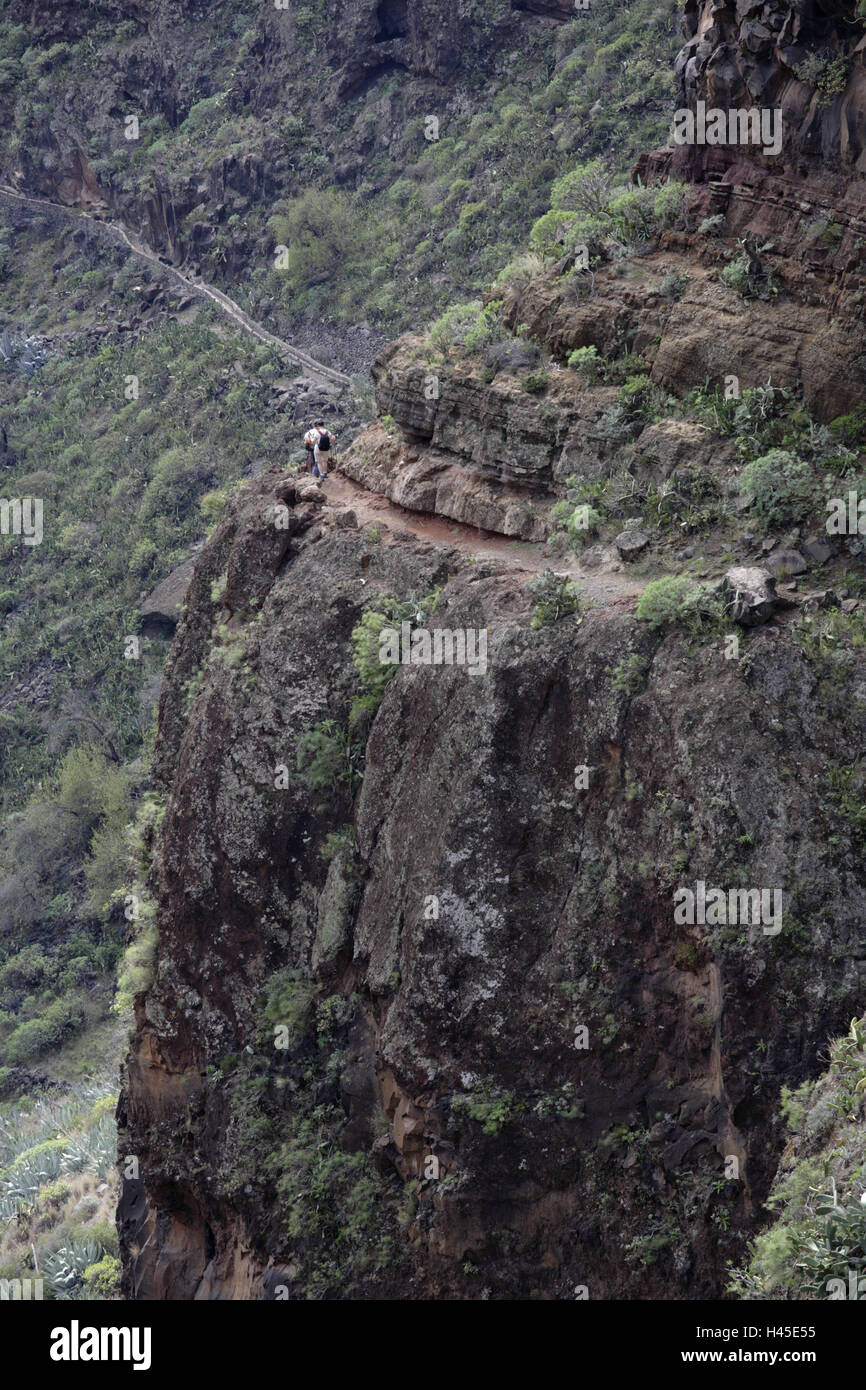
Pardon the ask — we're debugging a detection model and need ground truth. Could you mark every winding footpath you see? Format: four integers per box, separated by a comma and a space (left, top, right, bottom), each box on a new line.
322, 471, 645, 606
0, 183, 351, 389
1, 182, 646, 607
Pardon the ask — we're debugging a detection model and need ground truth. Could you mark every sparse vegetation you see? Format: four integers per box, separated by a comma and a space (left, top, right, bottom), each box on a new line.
739, 448, 818, 528
528, 570, 585, 629
452, 1082, 524, 1137
636, 575, 720, 632
0, 1080, 119, 1296
728, 1018, 866, 1299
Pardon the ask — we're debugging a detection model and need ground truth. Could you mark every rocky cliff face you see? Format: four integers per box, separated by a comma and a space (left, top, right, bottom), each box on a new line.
340, 4, 866, 537
497, 234, 866, 422
675, 0, 866, 176
337, 228, 863, 545
111, 0, 866, 1301
639, 1, 866, 317
118, 467, 866, 1299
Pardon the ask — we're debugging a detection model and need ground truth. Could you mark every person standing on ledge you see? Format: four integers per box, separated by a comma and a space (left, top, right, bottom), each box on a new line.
312, 418, 334, 485
303, 421, 321, 477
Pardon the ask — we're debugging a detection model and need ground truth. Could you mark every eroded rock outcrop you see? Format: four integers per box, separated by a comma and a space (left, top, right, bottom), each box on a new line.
675, 0, 866, 177
109, 0, 866, 1304
119, 467, 866, 1299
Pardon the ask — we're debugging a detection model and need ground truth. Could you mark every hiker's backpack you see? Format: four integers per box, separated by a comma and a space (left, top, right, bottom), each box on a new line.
317, 429, 331, 451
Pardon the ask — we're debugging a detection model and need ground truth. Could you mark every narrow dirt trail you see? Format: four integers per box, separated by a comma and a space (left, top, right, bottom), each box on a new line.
0, 183, 350, 388
2, 182, 647, 607
322, 470, 646, 607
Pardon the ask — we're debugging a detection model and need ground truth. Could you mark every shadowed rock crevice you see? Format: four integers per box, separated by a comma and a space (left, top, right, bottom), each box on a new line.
374, 0, 409, 41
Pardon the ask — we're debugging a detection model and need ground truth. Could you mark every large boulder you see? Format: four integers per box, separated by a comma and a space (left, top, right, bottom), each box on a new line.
764, 548, 808, 580
139, 555, 198, 636
721, 565, 778, 625
615, 526, 651, 559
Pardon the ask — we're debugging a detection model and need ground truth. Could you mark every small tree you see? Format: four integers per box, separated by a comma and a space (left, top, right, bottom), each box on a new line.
739, 449, 816, 527
549, 159, 614, 217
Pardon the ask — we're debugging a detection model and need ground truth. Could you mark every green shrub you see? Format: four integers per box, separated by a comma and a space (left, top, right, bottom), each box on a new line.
113, 919, 157, 1015
84, 816, 133, 921
610, 651, 651, 694
4, 991, 87, 1063
719, 253, 754, 297
567, 345, 604, 382
200, 487, 231, 533
739, 449, 817, 527
269, 188, 372, 296
180, 95, 223, 132
452, 1082, 524, 1136
319, 824, 355, 863
534, 171, 688, 256
493, 253, 544, 291
780, 1081, 814, 1132
0, 945, 49, 995
83, 1254, 121, 1299
296, 719, 363, 795
349, 589, 440, 724
350, 606, 404, 719
548, 159, 614, 216
617, 373, 669, 423
262, 970, 315, 1046
719, 241, 779, 300
659, 270, 689, 300
272, 1112, 392, 1289
140, 445, 212, 519
528, 570, 584, 629
127, 538, 158, 578
529, 207, 583, 256
566, 504, 601, 537
607, 185, 658, 243
795, 55, 850, 106
561, 213, 611, 262
636, 575, 717, 631
652, 181, 690, 231
428, 300, 500, 353
829, 405, 866, 448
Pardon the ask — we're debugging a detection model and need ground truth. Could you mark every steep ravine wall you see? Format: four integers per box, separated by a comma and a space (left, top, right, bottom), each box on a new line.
639, 0, 866, 304
118, 470, 866, 1299
2, 0, 570, 259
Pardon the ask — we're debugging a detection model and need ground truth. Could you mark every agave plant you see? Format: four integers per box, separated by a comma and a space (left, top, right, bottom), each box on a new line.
0, 1082, 117, 1223
826, 1016, 866, 1116
791, 1179, 866, 1298
42, 1239, 104, 1300
61, 1113, 116, 1180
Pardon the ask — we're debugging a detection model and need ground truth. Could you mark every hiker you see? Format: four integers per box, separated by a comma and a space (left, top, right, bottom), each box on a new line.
303, 422, 321, 476
312, 418, 334, 484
